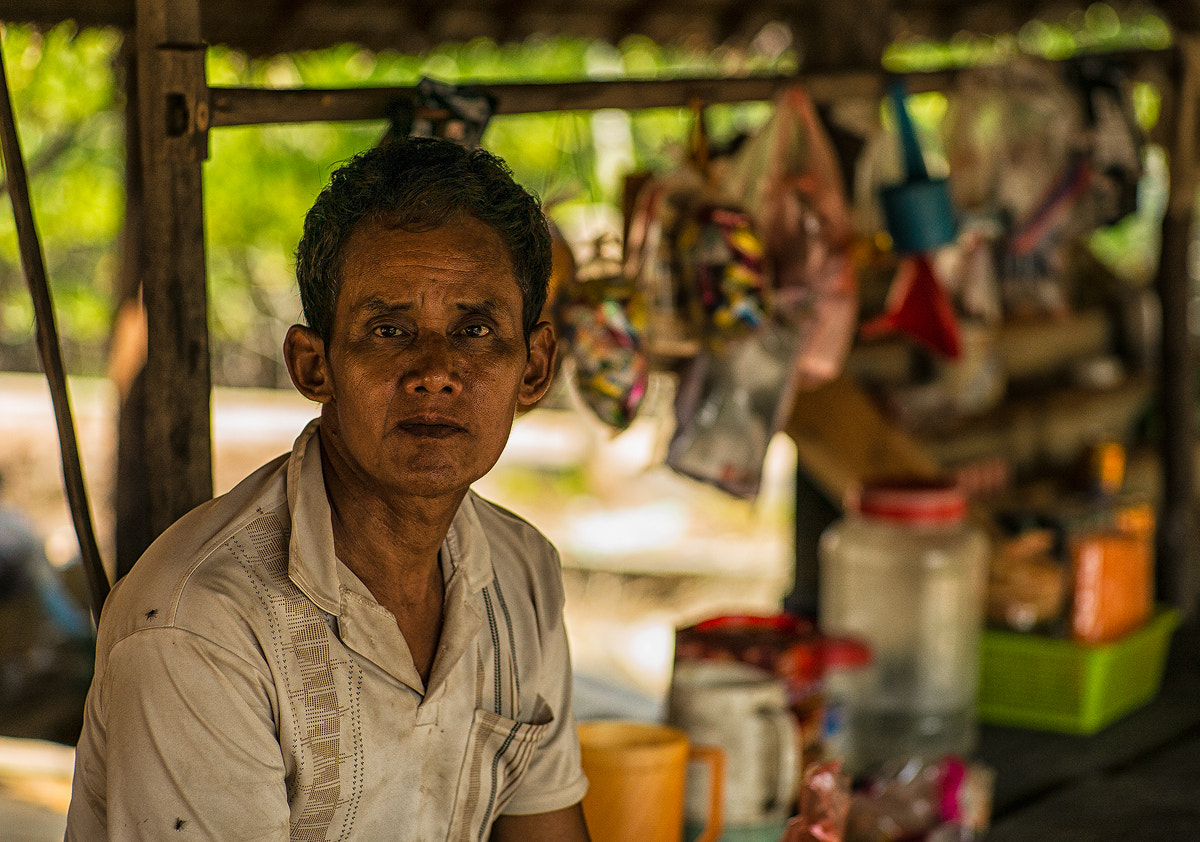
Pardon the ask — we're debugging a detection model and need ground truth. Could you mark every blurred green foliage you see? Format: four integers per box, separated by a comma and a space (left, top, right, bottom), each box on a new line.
0, 23, 784, 383
884, 4, 1170, 71
0, 24, 123, 373
0, 5, 1172, 383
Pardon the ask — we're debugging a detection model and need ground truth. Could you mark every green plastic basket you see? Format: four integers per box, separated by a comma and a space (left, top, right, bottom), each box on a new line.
977, 607, 1180, 734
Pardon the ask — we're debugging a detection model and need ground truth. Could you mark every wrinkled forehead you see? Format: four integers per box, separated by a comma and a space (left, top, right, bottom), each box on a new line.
340, 211, 516, 274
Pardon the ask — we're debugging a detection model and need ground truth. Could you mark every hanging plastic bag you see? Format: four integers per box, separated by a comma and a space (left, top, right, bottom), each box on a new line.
666, 320, 799, 498
724, 85, 859, 390
624, 166, 708, 358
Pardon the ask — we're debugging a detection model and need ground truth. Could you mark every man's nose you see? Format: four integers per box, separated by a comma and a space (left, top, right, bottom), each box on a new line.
402, 332, 462, 395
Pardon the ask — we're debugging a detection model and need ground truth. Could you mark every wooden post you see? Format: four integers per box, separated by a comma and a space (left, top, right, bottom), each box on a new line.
132, 0, 212, 557
1154, 36, 1200, 616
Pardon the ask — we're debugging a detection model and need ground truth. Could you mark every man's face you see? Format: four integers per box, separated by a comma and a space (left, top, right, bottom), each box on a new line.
303, 215, 553, 501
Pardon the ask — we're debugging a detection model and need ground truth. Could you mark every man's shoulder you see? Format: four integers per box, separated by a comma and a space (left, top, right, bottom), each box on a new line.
99, 453, 293, 649
468, 492, 559, 560
466, 491, 565, 606
469, 492, 548, 537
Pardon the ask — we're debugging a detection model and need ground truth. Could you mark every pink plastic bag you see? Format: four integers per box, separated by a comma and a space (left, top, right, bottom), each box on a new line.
725, 86, 859, 390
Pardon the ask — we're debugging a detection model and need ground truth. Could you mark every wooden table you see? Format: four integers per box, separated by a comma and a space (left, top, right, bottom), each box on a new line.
979, 617, 1200, 839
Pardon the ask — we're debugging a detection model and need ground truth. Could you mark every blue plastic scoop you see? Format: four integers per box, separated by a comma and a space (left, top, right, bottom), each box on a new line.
879, 77, 957, 254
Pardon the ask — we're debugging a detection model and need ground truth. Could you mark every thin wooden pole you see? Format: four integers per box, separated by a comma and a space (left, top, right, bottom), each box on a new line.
113, 40, 154, 579
0, 41, 109, 623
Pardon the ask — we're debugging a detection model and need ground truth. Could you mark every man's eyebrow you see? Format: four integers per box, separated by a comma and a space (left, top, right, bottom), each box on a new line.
358, 297, 410, 317
456, 300, 503, 318
356, 297, 506, 319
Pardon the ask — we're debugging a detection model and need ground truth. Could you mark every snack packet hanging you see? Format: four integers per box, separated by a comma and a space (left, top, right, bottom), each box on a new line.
625, 147, 771, 356
674, 203, 771, 349
558, 239, 649, 430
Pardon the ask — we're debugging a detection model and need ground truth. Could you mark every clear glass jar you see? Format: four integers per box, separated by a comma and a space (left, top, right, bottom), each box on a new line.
819, 636, 873, 769
818, 479, 988, 775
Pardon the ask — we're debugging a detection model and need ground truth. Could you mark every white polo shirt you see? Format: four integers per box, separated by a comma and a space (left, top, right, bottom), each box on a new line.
66, 420, 588, 841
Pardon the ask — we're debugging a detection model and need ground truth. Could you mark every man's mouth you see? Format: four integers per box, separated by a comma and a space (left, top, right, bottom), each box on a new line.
398, 420, 465, 439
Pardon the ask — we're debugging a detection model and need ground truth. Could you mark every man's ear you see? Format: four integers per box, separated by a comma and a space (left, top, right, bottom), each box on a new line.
283, 324, 334, 404
517, 321, 557, 407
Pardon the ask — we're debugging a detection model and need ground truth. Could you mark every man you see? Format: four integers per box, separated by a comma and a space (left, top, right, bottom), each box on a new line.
66, 136, 591, 841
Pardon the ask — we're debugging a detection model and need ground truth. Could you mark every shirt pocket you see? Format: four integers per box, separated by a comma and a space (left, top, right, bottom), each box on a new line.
445, 701, 552, 842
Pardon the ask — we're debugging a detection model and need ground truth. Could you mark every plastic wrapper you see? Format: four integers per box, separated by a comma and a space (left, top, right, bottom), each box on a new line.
557, 242, 649, 430
781, 761, 852, 842
666, 320, 799, 498
942, 57, 1144, 320
844, 756, 994, 842
625, 167, 771, 355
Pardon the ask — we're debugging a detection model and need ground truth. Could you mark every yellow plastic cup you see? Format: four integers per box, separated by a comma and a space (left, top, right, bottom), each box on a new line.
578, 720, 724, 842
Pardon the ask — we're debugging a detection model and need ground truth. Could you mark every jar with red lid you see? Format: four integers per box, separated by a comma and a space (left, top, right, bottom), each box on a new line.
818, 478, 988, 774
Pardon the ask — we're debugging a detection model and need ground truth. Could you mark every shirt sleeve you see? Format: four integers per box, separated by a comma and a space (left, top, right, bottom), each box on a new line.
66, 626, 291, 841
501, 553, 589, 817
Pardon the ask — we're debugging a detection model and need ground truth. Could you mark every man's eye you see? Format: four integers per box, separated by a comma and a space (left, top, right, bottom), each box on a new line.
462, 324, 491, 338
374, 325, 401, 338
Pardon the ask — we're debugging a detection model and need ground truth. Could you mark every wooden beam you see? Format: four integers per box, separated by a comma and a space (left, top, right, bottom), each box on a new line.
208, 71, 885, 127
207, 46, 1169, 131
134, 0, 213, 550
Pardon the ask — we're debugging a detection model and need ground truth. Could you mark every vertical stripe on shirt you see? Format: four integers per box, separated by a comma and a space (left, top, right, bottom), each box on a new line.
490, 576, 521, 716
482, 587, 503, 715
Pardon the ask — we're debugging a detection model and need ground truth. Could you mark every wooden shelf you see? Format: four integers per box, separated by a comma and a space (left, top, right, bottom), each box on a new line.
847, 308, 1115, 387
915, 375, 1154, 474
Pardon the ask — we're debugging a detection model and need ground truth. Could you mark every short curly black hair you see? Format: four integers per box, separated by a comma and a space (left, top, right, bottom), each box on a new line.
295, 135, 552, 345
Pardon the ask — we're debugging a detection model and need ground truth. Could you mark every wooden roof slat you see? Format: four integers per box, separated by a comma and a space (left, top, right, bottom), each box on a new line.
1, 0, 1192, 59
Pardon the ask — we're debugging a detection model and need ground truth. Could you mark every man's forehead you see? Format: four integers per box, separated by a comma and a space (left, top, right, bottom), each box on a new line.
346, 212, 504, 251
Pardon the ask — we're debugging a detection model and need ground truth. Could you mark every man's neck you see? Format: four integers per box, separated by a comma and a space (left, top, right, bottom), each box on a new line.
320, 446, 463, 595
318, 442, 464, 685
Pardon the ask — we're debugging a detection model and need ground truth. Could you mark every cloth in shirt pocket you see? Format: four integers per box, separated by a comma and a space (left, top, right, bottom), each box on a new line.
446, 699, 552, 842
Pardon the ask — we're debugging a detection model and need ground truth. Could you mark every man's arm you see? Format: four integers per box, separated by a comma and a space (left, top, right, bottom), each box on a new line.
490, 803, 591, 842
67, 626, 291, 841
